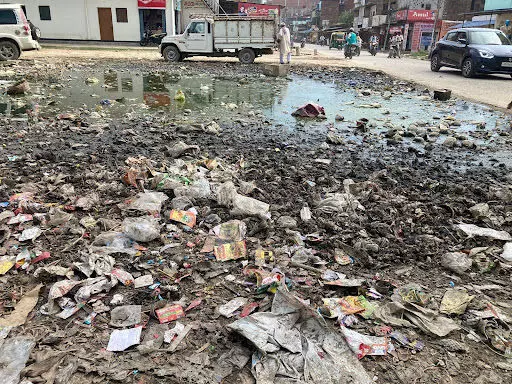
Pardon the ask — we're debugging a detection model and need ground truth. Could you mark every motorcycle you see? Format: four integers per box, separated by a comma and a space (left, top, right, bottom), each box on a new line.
369, 42, 378, 56
389, 45, 401, 59
344, 44, 358, 59
140, 30, 167, 47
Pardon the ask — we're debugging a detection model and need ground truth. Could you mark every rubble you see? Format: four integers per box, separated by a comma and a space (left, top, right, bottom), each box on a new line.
0, 58, 510, 384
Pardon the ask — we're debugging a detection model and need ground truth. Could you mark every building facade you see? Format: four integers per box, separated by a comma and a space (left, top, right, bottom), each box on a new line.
0, 0, 179, 41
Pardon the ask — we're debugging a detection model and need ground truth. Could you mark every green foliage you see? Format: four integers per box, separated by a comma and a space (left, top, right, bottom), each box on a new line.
338, 11, 354, 27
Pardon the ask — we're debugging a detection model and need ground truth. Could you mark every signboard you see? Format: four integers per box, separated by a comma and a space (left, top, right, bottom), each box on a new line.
389, 26, 402, 34
183, 0, 208, 8
420, 34, 433, 48
138, 0, 166, 8
396, 10, 435, 22
238, 3, 280, 17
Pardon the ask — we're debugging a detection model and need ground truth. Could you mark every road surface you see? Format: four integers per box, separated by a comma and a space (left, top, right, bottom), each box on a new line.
309, 45, 512, 110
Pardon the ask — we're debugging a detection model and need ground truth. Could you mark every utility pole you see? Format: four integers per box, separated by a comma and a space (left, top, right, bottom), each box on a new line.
430, 0, 443, 51
383, 0, 392, 50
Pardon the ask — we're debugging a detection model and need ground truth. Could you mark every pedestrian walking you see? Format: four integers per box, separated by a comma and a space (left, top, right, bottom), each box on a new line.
277, 22, 291, 64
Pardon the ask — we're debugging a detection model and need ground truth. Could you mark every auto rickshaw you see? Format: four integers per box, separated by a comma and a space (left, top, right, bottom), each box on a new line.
329, 32, 345, 50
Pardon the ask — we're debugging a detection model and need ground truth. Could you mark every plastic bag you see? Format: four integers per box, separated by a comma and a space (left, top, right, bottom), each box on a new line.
125, 191, 168, 213
91, 232, 136, 255
122, 217, 160, 242
0, 337, 35, 384
174, 178, 211, 201
441, 252, 472, 274
340, 326, 394, 359
216, 182, 270, 219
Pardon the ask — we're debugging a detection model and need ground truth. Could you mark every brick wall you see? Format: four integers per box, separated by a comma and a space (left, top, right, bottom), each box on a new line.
321, 0, 341, 26
434, 0, 485, 21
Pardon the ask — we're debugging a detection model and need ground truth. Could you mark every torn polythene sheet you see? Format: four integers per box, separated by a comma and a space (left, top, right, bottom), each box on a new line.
228, 289, 373, 384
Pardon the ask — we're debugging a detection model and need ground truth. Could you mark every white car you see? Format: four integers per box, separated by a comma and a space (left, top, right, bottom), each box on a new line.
0, 4, 40, 60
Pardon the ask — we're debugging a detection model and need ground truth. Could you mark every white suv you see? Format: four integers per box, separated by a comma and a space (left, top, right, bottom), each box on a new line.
0, 4, 40, 60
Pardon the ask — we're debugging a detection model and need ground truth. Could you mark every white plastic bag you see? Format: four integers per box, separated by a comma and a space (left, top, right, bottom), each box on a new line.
122, 216, 160, 242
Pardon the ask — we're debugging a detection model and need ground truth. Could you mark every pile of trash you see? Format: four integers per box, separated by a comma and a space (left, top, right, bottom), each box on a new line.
0, 59, 511, 384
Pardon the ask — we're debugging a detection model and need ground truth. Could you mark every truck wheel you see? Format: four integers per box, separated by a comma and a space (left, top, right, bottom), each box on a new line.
239, 48, 255, 64
163, 46, 180, 62
0, 41, 20, 61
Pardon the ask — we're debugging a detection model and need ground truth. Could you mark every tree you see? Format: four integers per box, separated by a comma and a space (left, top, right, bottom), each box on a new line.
338, 11, 354, 27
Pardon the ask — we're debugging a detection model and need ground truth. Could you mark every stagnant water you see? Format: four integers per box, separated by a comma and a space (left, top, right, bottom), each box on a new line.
1, 70, 510, 160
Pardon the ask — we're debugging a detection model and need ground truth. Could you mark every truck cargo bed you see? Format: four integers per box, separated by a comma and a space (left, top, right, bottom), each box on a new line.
213, 16, 276, 49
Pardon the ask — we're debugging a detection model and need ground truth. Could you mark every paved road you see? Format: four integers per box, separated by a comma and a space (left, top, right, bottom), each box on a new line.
309, 45, 512, 110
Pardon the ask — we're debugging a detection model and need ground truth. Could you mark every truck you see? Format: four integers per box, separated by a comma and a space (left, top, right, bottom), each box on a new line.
160, 15, 277, 64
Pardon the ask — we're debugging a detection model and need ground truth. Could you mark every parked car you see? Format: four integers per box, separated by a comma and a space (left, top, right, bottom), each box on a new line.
430, 28, 512, 78
0, 4, 40, 61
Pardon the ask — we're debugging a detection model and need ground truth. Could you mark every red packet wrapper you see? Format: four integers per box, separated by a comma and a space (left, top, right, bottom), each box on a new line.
169, 210, 196, 228
156, 304, 185, 323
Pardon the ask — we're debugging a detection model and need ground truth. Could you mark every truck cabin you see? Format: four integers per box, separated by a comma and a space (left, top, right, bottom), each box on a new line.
183, 18, 213, 53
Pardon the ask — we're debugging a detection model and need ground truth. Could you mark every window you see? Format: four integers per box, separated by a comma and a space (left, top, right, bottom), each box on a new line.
0, 9, 17, 24
116, 8, 128, 23
470, 31, 511, 45
445, 32, 458, 42
456, 32, 467, 42
39, 6, 51, 21
188, 22, 205, 34
425, 4, 431, 10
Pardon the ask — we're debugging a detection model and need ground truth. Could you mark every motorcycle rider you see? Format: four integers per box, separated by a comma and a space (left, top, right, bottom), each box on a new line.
345, 28, 357, 59
369, 34, 378, 54
388, 32, 400, 58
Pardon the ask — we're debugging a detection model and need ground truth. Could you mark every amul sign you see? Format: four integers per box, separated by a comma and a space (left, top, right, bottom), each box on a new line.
396, 10, 435, 22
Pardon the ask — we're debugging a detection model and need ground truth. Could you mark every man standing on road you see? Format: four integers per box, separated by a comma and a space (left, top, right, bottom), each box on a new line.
345, 28, 357, 59
277, 22, 291, 64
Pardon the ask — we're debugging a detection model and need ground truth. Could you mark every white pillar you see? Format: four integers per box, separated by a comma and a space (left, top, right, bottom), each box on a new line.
166, 0, 176, 35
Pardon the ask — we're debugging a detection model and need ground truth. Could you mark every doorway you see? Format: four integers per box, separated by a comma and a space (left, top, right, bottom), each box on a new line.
98, 8, 114, 41
139, 9, 165, 38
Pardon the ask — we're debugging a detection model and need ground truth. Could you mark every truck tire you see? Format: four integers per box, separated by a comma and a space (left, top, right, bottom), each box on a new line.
238, 48, 255, 64
163, 45, 181, 62
0, 41, 20, 61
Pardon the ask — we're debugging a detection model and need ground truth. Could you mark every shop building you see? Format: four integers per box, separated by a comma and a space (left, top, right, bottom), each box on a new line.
0, 0, 183, 41
394, 9, 435, 52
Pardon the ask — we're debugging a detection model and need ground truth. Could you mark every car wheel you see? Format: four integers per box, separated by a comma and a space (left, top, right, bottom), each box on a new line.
163, 46, 180, 62
430, 54, 441, 72
461, 58, 475, 78
0, 41, 20, 61
238, 48, 255, 64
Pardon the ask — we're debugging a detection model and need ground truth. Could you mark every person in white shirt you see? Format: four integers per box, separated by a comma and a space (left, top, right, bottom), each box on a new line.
277, 22, 292, 64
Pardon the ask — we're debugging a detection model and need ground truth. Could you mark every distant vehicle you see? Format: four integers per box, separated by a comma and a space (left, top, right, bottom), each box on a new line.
369, 41, 378, 56
430, 28, 512, 78
0, 4, 40, 60
329, 32, 345, 50
160, 15, 276, 64
140, 29, 167, 46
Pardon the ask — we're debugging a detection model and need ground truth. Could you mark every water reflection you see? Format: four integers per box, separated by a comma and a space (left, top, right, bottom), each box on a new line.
49, 70, 278, 114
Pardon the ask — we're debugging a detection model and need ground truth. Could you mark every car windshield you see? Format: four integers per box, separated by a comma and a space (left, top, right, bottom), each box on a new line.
470, 31, 511, 45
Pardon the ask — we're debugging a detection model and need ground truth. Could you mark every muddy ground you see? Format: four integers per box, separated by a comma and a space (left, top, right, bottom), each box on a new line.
0, 58, 512, 384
